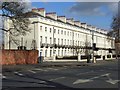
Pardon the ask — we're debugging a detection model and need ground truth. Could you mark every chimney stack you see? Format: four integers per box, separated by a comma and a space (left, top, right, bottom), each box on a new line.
32, 8, 46, 17
66, 18, 74, 25
57, 16, 66, 23
74, 21, 81, 27
46, 12, 57, 20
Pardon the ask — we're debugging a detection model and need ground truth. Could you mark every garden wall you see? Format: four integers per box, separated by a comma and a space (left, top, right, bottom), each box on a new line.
0, 50, 38, 65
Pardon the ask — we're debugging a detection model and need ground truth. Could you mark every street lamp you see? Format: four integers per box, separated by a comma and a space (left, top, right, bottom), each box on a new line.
91, 30, 96, 63
53, 27, 56, 60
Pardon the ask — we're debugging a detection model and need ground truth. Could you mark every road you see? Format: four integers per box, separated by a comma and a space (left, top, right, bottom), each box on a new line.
1, 60, 120, 90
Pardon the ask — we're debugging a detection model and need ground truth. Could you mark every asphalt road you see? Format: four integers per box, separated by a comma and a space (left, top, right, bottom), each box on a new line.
1, 60, 120, 90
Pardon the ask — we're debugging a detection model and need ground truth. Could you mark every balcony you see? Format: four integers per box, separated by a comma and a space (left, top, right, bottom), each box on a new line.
40, 43, 50, 48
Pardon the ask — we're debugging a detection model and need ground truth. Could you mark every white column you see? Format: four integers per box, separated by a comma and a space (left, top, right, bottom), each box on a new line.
110, 53, 113, 59
78, 53, 81, 61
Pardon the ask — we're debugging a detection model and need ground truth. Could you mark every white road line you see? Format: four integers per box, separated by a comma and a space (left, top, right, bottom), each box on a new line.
106, 79, 120, 85
28, 70, 36, 73
49, 77, 65, 81
14, 72, 23, 76
2, 75, 6, 79
73, 73, 111, 84
76, 70, 94, 76
105, 74, 120, 85
0, 74, 6, 79
73, 79, 93, 84
34, 68, 48, 72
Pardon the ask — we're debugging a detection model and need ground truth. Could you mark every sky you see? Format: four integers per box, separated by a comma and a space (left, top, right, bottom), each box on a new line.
32, 2, 118, 30
0, 1, 118, 31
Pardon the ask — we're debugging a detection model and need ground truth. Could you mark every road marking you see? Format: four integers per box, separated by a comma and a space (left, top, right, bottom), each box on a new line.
73, 73, 110, 84
73, 79, 93, 84
76, 70, 94, 76
0, 74, 6, 79
28, 70, 36, 73
14, 72, 23, 76
106, 79, 120, 85
49, 77, 65, 81
34, 68, 48, 72
105, 74, 120, 85
47, 68, 59, 71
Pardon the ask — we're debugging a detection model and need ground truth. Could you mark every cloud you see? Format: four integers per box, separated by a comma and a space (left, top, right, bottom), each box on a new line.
69, 2, 118, 16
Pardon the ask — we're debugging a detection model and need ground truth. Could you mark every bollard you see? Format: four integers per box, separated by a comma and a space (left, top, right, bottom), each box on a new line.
93, 57, 96, 63
39, 52, 42, 63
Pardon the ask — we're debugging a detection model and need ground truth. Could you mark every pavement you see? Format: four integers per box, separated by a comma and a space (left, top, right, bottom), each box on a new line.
2, 59, 117, 72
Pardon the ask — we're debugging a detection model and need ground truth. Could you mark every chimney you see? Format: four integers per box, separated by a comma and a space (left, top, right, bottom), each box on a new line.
74, 21, 81, 27
96, 28, 100, 32
87, 25, 92, 30
66, 18, 74, 25
46, 12, 57, 20
92, 26, 97, 31
57, 16, 66, 23
81, 23, 87, 29
32, 8, 46, 17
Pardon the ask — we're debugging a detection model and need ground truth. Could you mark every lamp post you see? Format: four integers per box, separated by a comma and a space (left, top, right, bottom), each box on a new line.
39, 49, 43, 63
53, 27, 56, 61
91, 30, 96, 63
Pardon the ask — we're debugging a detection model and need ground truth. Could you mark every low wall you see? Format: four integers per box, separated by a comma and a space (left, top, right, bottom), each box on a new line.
0, 50, 38, 65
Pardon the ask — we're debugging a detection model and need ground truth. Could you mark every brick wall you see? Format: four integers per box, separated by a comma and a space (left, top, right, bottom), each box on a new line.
0, 50, 38, 65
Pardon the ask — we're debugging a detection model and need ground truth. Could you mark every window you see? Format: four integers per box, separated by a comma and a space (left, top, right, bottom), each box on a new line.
40, 36, 42, 44
45, 37, 47, 44
54, 38, 56, 44
61, 30, 63, 34
50, 37, 52, 44
64, 31, 66, 35
76, 41, 77, 45
45, 27, 47, 32
58, 30, 59, 34
64, 39, 66, 45
54, 29, 56, 33
61, 50, 63, 56
65, 50, 66, 55
58, 38, 60, 45
58, 49, 60, 56
50, 28, 52, 33
61, 39, 63, 45
70, 32, 71, 36
68, 31, 69, 36
45, 50, 47, 57
50, 50, 52, 57
40, 26, 42, 30
78, 34, 79, 37
68, 40, 69, 45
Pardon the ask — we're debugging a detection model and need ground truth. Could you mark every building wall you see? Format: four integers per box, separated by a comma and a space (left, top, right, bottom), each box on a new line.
3, 12, 115, 60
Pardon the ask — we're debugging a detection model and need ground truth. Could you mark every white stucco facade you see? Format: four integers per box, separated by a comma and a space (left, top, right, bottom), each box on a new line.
3, 8, 115, 61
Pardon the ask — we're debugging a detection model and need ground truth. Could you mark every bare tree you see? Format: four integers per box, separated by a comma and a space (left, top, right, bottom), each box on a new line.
107, 14, 120, 56
107, 15, 120, 43
0, 1, 39, 48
